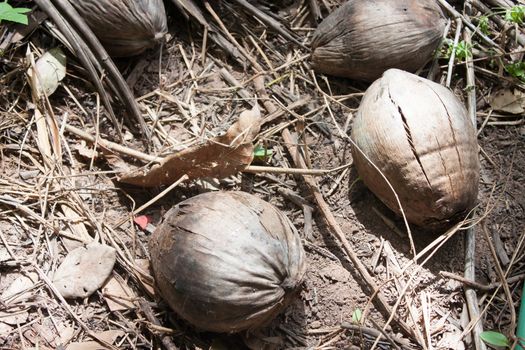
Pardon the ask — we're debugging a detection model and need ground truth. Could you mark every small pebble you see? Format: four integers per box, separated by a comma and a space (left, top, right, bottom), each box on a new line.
310, 320, 322, 329
375, 265, 386, 274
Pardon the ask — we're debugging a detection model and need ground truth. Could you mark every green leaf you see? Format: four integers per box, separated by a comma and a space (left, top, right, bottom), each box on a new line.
505, 62, 525, 81
351, 309, 362, 324
478, 16, 489, 35
455, 41, 472, 60
253, 144, 273, 162
480, 331, 510, 348
445, 40, 472, 62
505, 5, 525, 25
0, 1, 31, 25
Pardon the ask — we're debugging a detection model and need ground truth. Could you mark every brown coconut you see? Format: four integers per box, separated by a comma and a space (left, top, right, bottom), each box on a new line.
311, 0, 446, 81
149, 191, 306, 333
351, 69, 480, 227
71, 0, 167, 57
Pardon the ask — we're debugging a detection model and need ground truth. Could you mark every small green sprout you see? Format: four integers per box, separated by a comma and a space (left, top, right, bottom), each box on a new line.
351, 308, 362, 324
446, 40, 472, 61
505, 61, 525, 81
505, 5, 525, 25
478, 16, 490, 35
0, 1, 31, 25
253, 144, 273, 162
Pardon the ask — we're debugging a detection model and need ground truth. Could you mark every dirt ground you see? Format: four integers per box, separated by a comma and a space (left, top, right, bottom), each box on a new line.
1, 0, 524, 349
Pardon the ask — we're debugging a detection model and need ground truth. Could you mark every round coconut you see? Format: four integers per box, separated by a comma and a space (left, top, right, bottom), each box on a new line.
149, 191, 307, 333
311, 0, 446, 81
71, 0, 167, 57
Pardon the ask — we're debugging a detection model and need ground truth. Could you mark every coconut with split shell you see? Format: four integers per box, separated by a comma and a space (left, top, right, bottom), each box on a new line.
351, 69, 480, 227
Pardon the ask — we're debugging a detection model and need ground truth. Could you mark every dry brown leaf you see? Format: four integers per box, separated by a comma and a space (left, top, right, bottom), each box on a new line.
0, 272, 38, 326
0, 307, 29, 326
26, 48, 63, 167
436, 325, 465, 349
0, 247, 10, 262
65, 330, 125, 350
27, 47, 67, 97
52, 242, 116, 299
489, 89, 525, 114
75, 140, 99, 160
55, 324, 76, 347
118, 104, 261, 187
102, 274, 136, 311
0, 322, 13, 335
1, 272, 38, 303
34, 108, 54, 169
25, 322, 56, 347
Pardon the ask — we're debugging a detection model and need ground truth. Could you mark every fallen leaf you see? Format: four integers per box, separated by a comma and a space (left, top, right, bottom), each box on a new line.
34, 107, 54, 168
0, 272, 38, 325
27, 47, 67, 97
489, 89, 525, 114
75, 140, 99, 160
65, 330, 125, 350
24, 322, 56, 346
54, 324, 75, 346
1, 272, 38, 303
0, 247, 11, 262
118, 104, 261, 187
102, 275, 136, 311
0, 322, 14, 336
0, 273, 34, 326
52, 242, 116, 299
437, 325, 465, 350
0, 307, 29, 326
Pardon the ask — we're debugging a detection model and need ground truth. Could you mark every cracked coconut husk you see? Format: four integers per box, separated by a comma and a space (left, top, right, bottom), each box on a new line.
351, 69, 480, 228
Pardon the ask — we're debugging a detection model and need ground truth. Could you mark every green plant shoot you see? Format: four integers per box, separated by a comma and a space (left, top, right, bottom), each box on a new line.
506, 5, 525, 25
351, 308, 362, 324
253, 144, 273, 162
505, 61, 525, 81
480, 331, 510, 348
0, 1, 31, 25
478, 16, 489, 35
446, 40, 472, 61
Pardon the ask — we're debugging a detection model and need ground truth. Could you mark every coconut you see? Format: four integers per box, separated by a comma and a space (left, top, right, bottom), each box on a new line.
351, 69, 480, 227
149, 191, 306, 333
311, 0, 446, 81
71, 0, 167, 57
